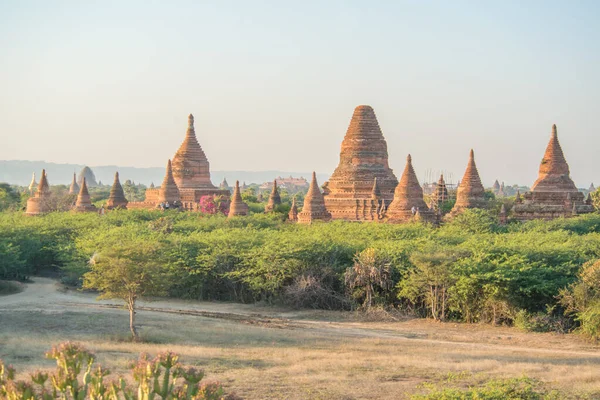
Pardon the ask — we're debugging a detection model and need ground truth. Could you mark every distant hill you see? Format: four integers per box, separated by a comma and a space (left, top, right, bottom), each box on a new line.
0, 160, 328, 187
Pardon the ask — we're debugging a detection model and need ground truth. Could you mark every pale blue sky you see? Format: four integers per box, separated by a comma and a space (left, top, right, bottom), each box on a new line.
0, 0, 598, 186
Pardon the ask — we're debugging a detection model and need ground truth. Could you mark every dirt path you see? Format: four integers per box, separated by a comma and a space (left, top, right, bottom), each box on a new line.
3, 277, 600, 359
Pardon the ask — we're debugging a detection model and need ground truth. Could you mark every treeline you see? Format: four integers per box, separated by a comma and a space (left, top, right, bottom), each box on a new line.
1, 209, 600, 336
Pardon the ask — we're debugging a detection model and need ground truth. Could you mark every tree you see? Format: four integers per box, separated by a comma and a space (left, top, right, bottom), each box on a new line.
82, 240, 172, 340
345, 248, 392, 309
0, 183, 22, 211
397, 250, 462, 321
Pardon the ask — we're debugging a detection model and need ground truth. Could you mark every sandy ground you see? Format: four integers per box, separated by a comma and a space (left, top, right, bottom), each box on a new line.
1, 278, 600, 399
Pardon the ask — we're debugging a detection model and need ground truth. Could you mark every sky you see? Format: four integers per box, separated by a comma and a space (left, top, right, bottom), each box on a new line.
0, 0, 599, 187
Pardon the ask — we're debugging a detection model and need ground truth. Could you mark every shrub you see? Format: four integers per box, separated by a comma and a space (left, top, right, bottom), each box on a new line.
0, 342, 236, 399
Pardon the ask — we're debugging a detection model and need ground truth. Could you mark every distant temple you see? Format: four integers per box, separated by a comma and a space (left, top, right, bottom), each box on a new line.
25, 170, 51, 215
322, 105, 398, 221
385, 155, 435, 223
72, 177, 97, 213
106, 172, 128, 210
129, 114, 229, 210
228, 181, 249, 217
69, 173, 80, 195
298, 172, 331, 224
513, 125, 593, 220
448, 149, 487, 217
265, 179, 282, 212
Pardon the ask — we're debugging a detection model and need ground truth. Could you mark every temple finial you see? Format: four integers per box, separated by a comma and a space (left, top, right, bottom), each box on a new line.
188, 114, 194, 127
407, 154, 412, 163
552, 124, 557, 137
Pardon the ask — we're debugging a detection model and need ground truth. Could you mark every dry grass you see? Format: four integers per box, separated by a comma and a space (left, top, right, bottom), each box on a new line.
1, 280, 600, 399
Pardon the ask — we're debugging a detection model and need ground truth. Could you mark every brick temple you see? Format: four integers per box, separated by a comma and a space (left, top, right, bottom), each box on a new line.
448, 149, 487, 218
513, 125, 593, 220
322, 105, 398, 221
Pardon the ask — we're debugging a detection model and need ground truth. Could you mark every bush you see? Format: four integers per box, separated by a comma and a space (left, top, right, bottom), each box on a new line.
0, 342, 237, 399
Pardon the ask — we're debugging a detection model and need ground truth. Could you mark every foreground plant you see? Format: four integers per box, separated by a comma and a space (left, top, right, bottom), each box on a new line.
0, 342, 237, 400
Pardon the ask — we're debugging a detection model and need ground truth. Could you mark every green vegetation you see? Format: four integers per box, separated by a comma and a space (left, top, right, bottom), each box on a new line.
2, 208, 600, 338
0, 342, 234, 399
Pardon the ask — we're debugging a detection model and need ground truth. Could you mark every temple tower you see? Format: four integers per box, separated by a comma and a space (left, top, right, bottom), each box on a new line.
25, 170, 51, 215
298, 172, 331, 224
28, 172, 37, 195
228, 180, 249, 217
323, 105, 398, 221
265, 179, 282, 212
513, 124, 592, 220
69, 173, 80, 194
433, 174, 449, 210
449, 149, 486, 216
288, 197, 298, 222
172, 114, 215, 189
386, 155, 434, 223
106, 172, 128, 210
158, 159, 181, 204
73, 177, 97, 213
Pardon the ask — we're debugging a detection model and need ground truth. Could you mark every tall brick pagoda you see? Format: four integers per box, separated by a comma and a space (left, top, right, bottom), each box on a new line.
171, 114, 229, 203
25, 170, 51, 215
265, 179, 282, 212
323, 105, 398, 221
298, 172, 331, 224
228, 180, 249, 218
106, 172, 128, 210
386, 155, 435, 223
513, 124, 592, 220
72, 177, 97, 213
448, 149, 486, 217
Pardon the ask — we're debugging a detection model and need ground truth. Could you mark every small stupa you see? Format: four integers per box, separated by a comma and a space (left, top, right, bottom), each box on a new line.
386, 155, 435, 223
513, 124, 593, 220
220, 178, 231, 192
449, 149, 487, 217
69, 172, 80, 194
323, 105, 398, 221
106, 172, 128, 210
28, 172, 37, 195
228, 180, 249, 217
157, 159, 181, 205
25, 170, 51, 215
432, 174, 449, 210
265, 179, 282, 212
298, 172, 331, 224
72, 177, 97, 213
288, 197, 299, 222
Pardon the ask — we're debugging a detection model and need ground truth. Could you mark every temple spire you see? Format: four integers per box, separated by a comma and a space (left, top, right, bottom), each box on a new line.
298, 172, 331, 224
73, 177, 97, 212
450, 149, 486, 215
69, 172, 80, 194
265, 179, 281, 212
228, 180, 249, 217
37, 169, 50, 195
531, 124, 575, 192
106, 171, 128, 210
288, 196, 299, 222
158, 159, 181, 204
386, 154, 431, 222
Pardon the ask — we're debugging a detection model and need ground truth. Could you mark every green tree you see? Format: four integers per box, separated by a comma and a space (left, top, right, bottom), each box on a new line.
345, 248, 392, 309
0, 183, 21, 211
82, 240, 172, 340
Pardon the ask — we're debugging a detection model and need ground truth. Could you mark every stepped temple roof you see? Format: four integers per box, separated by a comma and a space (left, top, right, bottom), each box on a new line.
323, 105, 398, 220
228, 180, 249, 217
298, 172, 331, 224
513, 124, 592, 220
172, 114, 215, 189
106, 172, 128, 210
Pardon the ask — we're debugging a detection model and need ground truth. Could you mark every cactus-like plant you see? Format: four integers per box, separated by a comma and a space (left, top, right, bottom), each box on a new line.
0, 342, 238, 400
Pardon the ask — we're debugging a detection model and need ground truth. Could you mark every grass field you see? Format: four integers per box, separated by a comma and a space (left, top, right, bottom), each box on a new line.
1, 278, 599, 399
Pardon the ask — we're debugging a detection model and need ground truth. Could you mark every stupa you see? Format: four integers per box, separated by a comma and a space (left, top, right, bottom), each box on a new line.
69, 173, 80, 194
228, 181, 249, 218
28, 172, 37, 195
157, 160, 181, 205
323, 105, 398, 221
298, 172, 331, 224
72, 178, 97, 213
220, 178, 231, 192
25, 170, 51, 215
386, 155, 435, 223
265, 179, 282, 212
432, 174, 449, 210
513, 125, 593, 220
77, 166, 98, 187
170, 114, 229, 203
288, 197, 298, 222
106, 172, 128, 210
448, 149, 487, 217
